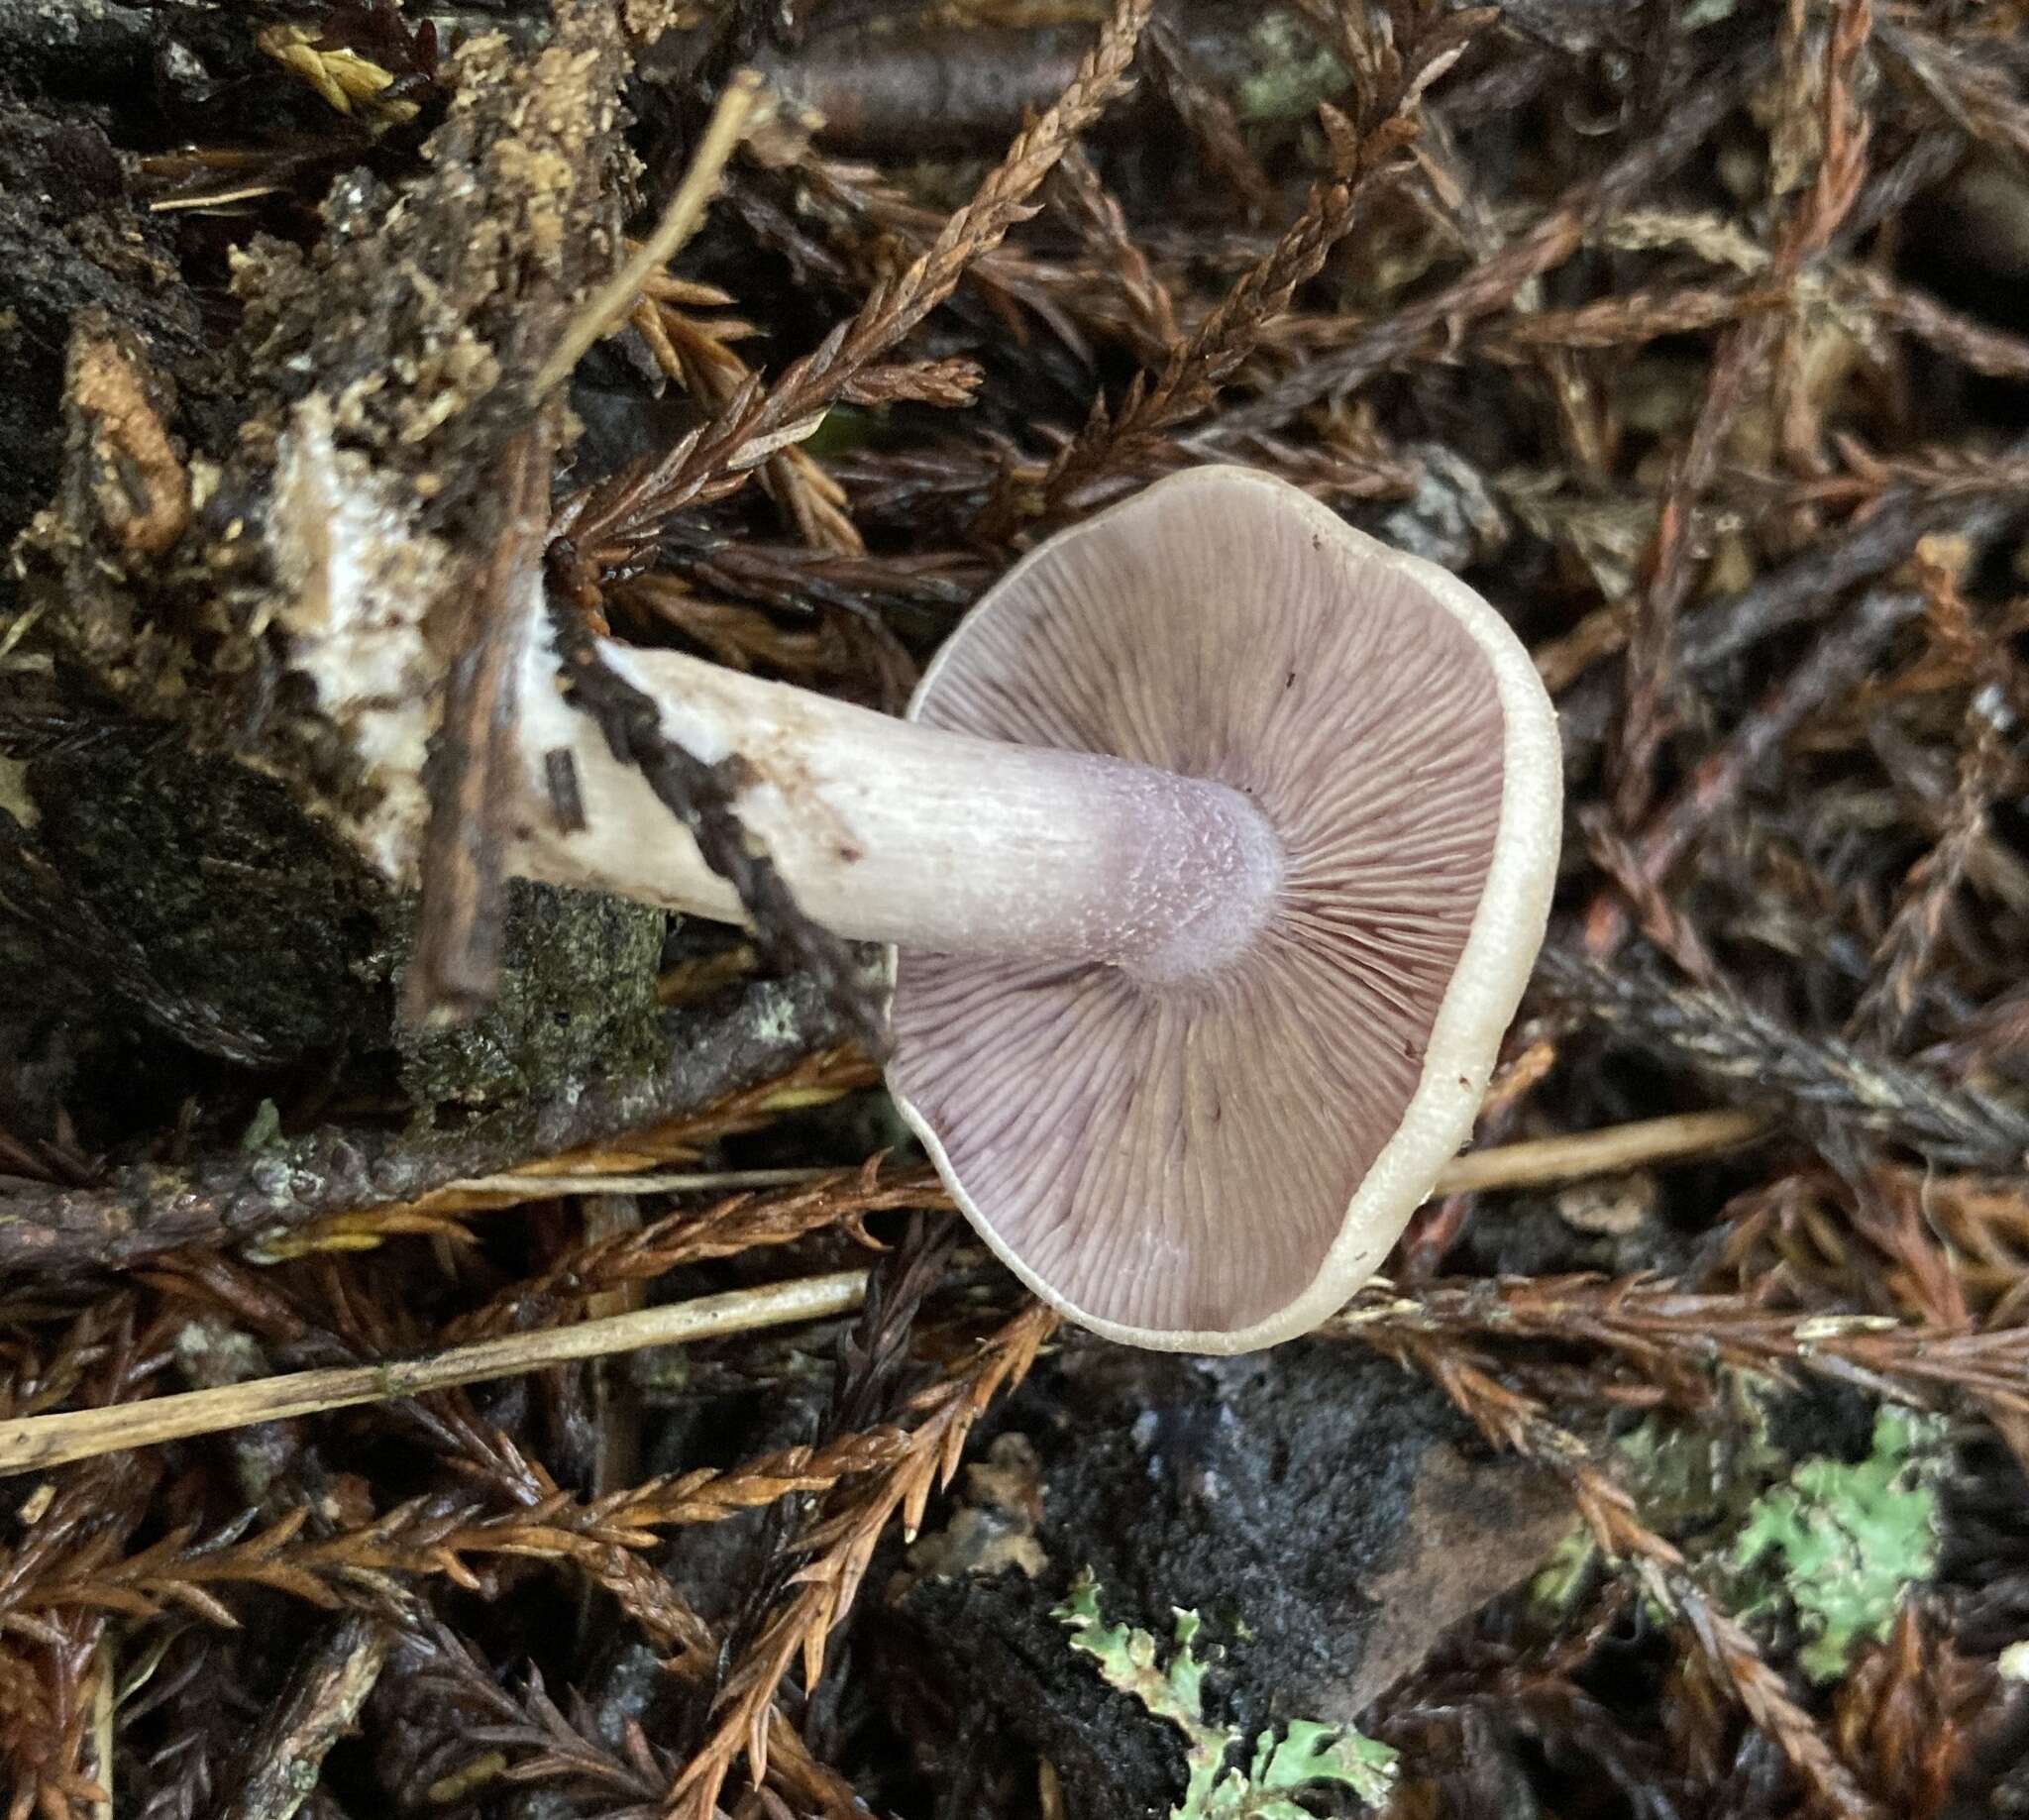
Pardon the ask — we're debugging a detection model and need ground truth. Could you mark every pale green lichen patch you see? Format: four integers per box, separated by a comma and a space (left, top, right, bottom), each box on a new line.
1055, 1572, 1398, 1819
1534, 1373, 1786, 1617
1528, 1526, 1600, 1615
1531, 1383, 1948, 1686
237, 1098, 285, 1154
1614, 1372, 1790, 1534
1730, 1406, 1947, 1682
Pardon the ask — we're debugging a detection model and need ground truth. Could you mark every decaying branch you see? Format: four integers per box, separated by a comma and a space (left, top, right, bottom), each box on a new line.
0, 976, 858, 1274
214, 1615, 390, 1820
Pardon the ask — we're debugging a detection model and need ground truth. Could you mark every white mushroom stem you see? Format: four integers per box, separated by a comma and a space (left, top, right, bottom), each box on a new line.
513, 637, 1287, 983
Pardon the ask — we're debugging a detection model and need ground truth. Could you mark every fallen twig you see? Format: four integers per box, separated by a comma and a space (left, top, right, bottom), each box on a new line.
1332, 1271, 2029, 1418
1000, 1, 1488, 531
671, 1302, 1057, 1819
0, 1108, 1781, 1474
215, 1614, 390, 1820
0, 976, 858, 1274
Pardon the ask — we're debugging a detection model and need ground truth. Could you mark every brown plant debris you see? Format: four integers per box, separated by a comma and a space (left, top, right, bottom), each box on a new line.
5, 0, 2029, 1814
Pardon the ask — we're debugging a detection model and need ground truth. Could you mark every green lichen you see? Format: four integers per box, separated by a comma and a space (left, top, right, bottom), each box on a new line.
1054, 1572, 1398, 1819
1533, 1373, 1788, 1618
1528, 1526, 1600, 1615
1614, 1373, 1791, 1533
238, 1098, 284, 1152
1531, 1383, 1948, 1685
1730, 1407, 1947, 1681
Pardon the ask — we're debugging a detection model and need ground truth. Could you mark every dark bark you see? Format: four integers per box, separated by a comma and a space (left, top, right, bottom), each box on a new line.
216, 1615, 392, 1820
0, 972, 854, 1276
0, 91, 210, 599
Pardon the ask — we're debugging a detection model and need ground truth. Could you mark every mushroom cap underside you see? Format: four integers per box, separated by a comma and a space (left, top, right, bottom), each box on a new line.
886, 465, 1561, 1352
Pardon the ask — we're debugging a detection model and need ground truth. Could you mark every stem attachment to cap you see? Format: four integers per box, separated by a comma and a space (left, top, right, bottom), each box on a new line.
514, 634, 1286, 982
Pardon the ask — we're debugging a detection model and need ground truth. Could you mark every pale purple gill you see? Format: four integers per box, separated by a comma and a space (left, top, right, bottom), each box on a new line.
509, 464, 1562, 1354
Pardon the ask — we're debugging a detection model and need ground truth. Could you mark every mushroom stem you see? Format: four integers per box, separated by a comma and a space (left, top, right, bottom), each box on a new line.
515, 637, 1285, 982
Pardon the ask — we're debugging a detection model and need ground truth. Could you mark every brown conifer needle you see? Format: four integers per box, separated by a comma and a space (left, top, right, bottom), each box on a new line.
0, 1114, 1771, 1475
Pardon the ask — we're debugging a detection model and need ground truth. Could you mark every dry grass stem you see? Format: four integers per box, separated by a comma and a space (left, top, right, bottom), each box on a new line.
437, 1107, 1769, 1217
438, 1164, 834, 1203
1432, 1108, 1771, 1194
0, 1272, 869, 1475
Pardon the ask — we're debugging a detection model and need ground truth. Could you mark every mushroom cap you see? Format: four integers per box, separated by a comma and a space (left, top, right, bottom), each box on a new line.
885, 465, 1561, 1352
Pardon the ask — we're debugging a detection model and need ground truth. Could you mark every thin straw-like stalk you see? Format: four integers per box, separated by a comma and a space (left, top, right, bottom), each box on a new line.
0, 1271, 869, 1476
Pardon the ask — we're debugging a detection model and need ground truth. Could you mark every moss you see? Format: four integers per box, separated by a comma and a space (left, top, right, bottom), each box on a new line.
1235, 15, 1348, 124
394, 879, 666, 1108
8, 707, 671, 1134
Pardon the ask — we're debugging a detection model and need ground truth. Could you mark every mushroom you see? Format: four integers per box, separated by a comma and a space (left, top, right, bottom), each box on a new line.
513, 464, 1561, 1352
